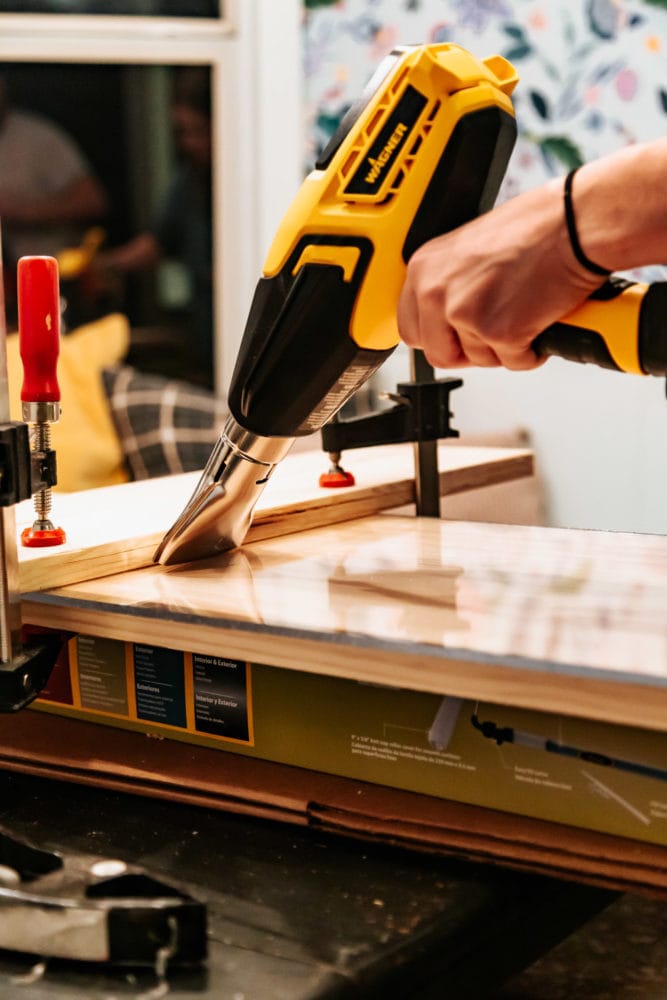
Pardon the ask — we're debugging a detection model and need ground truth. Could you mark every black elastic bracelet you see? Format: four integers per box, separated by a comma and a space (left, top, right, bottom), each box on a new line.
563, 168, 611, 277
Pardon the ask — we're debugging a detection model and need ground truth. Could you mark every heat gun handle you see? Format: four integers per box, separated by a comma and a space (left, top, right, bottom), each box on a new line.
532, 278, 667, 376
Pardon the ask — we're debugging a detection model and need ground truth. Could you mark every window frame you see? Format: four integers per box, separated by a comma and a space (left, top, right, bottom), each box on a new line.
0, 0, 303, 391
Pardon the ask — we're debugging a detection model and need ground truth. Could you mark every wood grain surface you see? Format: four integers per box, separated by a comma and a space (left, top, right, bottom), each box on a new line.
17, 442, 532, 592
23, 514, 667, 731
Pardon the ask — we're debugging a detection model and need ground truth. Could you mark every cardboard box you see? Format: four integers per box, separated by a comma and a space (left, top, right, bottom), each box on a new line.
34, 634, 667, 851
3, 706, 667, 898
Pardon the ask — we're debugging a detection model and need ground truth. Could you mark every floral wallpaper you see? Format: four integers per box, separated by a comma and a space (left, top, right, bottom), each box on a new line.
302, 0, 667, 276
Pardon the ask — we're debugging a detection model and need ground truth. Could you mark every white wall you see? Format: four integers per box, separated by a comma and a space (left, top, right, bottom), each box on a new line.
448, 360, 666, 534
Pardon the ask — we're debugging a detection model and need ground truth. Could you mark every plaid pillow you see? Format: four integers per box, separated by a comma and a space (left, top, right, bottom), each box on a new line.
102, 365, 227, 480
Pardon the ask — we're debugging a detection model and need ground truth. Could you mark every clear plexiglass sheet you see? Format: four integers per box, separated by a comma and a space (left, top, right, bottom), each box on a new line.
22, 512, 667, 732
0, 0, 219, 14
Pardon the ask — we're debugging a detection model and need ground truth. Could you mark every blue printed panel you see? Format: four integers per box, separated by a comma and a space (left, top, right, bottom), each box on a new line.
134, 645, 187, 728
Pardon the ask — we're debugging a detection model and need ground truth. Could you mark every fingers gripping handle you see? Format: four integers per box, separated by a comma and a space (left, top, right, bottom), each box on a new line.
17, 256, 61, 404
532, 278, 667, 376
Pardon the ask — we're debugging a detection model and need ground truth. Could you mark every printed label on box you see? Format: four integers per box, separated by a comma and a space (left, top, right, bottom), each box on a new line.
33, 636, 667, 848
133, 645, 187, 728
193, 654, 250, 742
76, 635, 128, 714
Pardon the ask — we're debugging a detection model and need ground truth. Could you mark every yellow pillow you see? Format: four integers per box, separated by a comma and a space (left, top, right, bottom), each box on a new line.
6, 313, 130, 492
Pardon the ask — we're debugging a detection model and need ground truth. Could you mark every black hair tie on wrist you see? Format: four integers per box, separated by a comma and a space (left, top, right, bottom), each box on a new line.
563, 167, 612, 277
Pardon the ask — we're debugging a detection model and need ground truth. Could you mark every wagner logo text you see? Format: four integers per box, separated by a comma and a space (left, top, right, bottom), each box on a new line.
364, 122, 408, 184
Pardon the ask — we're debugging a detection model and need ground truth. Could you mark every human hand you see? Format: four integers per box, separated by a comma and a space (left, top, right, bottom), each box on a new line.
397, 178, 605, 371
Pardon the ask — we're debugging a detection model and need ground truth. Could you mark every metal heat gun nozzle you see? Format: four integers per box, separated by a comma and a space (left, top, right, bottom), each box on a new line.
154, 415, 293, 566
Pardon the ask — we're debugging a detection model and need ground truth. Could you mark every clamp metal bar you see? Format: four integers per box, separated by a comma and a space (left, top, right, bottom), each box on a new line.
0, 239, 20, 666
410, 348, 441, 518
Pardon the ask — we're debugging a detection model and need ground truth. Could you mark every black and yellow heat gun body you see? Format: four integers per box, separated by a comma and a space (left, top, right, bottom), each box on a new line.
154, 43, 667, 566
228, 45, 519, 437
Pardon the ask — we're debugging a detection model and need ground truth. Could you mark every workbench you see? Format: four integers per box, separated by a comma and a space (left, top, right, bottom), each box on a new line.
0, 770, 616, 999
0, 442, 665, 992
6, 499, 667, 889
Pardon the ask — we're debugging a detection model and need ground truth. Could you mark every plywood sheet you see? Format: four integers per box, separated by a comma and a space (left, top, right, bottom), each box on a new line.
23, 514, 667, 731
17, 442, 532, 593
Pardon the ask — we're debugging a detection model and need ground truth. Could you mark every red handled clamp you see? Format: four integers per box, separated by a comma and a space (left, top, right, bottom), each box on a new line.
17, 256, 66, 547
0, 257, 69, 710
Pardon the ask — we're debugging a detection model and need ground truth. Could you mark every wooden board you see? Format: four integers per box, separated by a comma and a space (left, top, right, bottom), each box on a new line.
17, 442, 532, 593
23, 514, 667, 732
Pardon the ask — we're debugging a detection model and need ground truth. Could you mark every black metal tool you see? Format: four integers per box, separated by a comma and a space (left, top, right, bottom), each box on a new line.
0, 418, 66, 712
320, 354, 462, 516
0, 824, 207, 965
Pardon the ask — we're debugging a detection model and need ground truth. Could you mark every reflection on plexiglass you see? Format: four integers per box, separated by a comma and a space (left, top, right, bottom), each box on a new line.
52, 517, 667, 684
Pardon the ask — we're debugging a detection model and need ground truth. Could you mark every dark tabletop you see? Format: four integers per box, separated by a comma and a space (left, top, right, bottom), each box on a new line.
0, 771, 615, 999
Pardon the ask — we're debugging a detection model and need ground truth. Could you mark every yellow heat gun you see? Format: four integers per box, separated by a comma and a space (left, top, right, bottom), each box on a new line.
155, 43, 666, 566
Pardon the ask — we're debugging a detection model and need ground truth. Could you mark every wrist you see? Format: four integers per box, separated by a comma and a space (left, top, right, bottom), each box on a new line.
563, 168, 611, 277
568, 158, 620, 274
528, 175, 602, 289
569, 139, 667, 272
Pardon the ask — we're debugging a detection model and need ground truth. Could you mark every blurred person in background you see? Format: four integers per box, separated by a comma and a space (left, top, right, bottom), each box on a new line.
97, 66, 214, 386
0, 69, 108, 265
